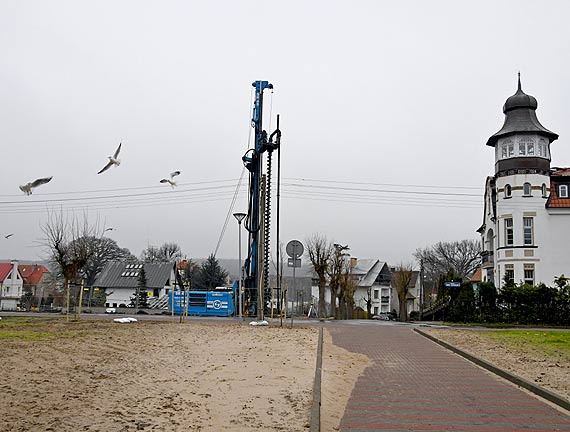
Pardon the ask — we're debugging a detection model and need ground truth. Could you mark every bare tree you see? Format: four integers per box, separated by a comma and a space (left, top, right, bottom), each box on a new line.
141, 242, 184, 263
339, 260, 357, 319
327, 243, 349, 319
306, 234, 333, 319
41, 211, 100, 315
414, 239, 481, 292
392, 263, 414, 322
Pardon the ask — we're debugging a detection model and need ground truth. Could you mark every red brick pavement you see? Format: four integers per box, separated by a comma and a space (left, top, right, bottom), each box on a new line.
327, 322, 570, 432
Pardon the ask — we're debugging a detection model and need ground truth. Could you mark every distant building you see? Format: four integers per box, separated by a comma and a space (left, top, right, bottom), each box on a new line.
480, 76, 570, 287
19, 264, 54, 302
352, 259, 392, 315
311, 258, 393, 317
93, 262, 176, 308
0, 261, 23, 310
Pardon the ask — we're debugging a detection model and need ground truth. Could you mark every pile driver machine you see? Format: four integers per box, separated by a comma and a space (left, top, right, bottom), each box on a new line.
241, 80, 281, 319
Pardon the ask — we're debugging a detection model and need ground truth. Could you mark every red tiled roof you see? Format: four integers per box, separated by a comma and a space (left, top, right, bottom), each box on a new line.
0, 263, 14, 282
552, 168, 570, 176
547, 170, 570, 208
20, 264, 49, 285
470, 267, 483, 283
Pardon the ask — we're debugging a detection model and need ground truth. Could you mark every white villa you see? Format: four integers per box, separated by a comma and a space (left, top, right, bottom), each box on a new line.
479, 76, 570, 287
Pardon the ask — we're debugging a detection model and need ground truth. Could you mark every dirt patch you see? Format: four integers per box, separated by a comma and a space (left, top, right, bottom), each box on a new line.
1, 320, 320, 431
0, 318, 368, 432
423, 327, 570, 401
320, 329, 371, 431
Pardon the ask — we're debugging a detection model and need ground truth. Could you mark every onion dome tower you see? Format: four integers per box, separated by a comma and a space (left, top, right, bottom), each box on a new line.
482, 74, 560, 288
487, 73, 558, 176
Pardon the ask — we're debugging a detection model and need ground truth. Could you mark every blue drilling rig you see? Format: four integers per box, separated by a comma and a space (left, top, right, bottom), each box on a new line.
241, 80, 281, 319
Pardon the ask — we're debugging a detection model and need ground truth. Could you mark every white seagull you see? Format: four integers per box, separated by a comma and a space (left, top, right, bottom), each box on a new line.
160, 171, 181, 188
19, 176, 53, 195
98, 143, 122, 174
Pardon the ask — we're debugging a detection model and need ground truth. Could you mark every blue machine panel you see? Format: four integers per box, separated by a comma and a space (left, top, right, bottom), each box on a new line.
169, 290, 235, 317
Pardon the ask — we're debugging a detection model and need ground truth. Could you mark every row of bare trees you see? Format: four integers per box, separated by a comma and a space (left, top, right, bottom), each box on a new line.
305, 234, 359, 319
305, 233, 419, 321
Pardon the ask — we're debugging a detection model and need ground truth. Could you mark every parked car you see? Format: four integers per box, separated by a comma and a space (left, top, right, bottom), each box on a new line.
105, 307, 116, 314
372, 313, 391, 321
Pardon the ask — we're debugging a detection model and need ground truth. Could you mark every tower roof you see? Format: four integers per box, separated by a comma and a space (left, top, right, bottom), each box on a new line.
486, 74, 558, 147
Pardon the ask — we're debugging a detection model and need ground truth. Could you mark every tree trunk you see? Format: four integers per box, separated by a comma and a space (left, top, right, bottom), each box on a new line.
318, 276, 326, 319
399, 294, 408, 322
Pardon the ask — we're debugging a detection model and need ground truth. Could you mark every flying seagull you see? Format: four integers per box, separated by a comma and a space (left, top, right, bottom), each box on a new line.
19, 176, 53, 195
160, 171, 181, 188
4, 234, 14, 239
98, 143, 122, 174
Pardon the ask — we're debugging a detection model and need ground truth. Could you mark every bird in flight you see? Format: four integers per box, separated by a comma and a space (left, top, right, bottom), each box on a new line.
4, 234, 14, 239
98, 143, 122, 174
160, 171, 181, 188
19, 176, 53, 195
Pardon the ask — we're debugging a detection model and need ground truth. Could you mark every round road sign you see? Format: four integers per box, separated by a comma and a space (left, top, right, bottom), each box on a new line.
286, 240, 304, 257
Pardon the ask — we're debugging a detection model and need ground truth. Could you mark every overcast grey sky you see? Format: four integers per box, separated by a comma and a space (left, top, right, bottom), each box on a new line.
1, 0, 569, 266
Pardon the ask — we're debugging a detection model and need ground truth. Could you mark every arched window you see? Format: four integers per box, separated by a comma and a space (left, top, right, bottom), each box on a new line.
560, 185, 569, 198
523, 182, 532, 196
504, 184, 512, 198
542, 183, 547, 198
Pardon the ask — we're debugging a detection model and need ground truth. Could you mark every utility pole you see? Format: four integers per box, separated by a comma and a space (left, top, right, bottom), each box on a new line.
419, 258, 425, 320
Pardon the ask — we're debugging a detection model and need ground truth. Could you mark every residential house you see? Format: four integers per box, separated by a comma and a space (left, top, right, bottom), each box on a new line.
480, 76, 570, 288
0, 261, 23, 310
311, 258, 392, 317
352, 259, 392, 316
93, 262, 176, 308
19, 264, 54, 302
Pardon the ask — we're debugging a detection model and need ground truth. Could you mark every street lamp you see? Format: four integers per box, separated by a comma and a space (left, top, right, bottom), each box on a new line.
233, 212, 246, 320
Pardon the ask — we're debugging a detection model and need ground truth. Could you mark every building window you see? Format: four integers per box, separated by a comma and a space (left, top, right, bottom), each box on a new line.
560, 185, 569, 198
505, 218, 514, 246
504, 184, 512, 198
538, 138, 546, 157
517, 137, 536, 157
523, 217, 534, 245
373, 290, 379, 299
523, 182, 532, 196
373, 307, 379, 315
524, 264, 535, 286
504, 264, 514, 284
542, 183, 547, 198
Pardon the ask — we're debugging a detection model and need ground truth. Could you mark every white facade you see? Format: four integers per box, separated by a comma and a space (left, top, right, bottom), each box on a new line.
0, 261, 23, 311
481, 81, 570, 288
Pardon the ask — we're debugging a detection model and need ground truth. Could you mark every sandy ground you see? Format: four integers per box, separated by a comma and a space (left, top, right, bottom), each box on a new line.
0, 318, 368, 432
424, 327, 570, 401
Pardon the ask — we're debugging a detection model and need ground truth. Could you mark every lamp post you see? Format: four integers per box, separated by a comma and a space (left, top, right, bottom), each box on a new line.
233, 212, 246, 320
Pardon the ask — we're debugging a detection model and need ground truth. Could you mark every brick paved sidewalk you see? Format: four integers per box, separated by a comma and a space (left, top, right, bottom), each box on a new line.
327, 323, 570, 432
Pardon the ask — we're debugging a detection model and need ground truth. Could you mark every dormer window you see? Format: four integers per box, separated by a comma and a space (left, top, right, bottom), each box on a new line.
560, 185, 569, 198
504, 184, 512, 198
523, 182, 532, 196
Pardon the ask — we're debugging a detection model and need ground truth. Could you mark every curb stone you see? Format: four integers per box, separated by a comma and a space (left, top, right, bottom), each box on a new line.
310, 327, 323, 432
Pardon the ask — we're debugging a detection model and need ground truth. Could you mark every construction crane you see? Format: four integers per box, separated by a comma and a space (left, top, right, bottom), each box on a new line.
241, 80, 281, 319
